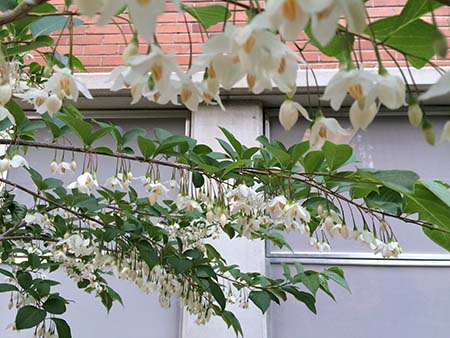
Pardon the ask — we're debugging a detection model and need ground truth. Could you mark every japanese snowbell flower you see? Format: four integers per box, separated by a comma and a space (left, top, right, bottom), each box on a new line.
349, 101, 379, 130
15, 89, 49, 115
56, 162, 74, 174
308, 0, 367, 46
0, 158, 10, 172
359, 229, 377, 250
420, 71, 450, 101
105, 176, 123, 189
175, 195, 202, 213
67, 172, 98, 194
61, 234, 95, 257
309, 116, 352, 148
45, 66, 92, 102
46, 94, 63, 115
10, 154, 28, 168
266, 0, 310, 41
98, 0, 165, 44
268, 196, 288, 217
322, 69, 378, 111
148, 181, 169, 205
25, 213, 50, 227
74, 0, 104, 17
0, 105, 14, 125
439, 120, 450, 144
279, 99, 311, 131
0, 83, 12, 105
371, 71, 406, 110
180, 80, 203, 112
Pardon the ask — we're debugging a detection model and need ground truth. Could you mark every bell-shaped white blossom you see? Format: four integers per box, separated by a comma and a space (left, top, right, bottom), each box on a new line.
104, 176, 123, 190
45, 66, 92, 102
439, 120, 450, 144
73, 0, 104, 17
0, 105, 14, 125
15, 89, 49, 115
98, 0, 165, 44
307, 0, 367, 46
309, 116, 351, 148
359, 229, 377, 250
420, 71, 450, 101
67, 172, 98, 194
25, 212, 50, 227
148, 181, 170, 205
374, 72, 406, 110
267, 196, 288, 217
266, 0, 310, 41
0, 158, 10, 172
0, 83, 12, 105
349, 101, 379, 130
46, 94, 63, 116
56, 161, 74, 175
10, 154, 28, 168
59, 234, 95, 257
279, 99, 311, 131
180, 80, 203, 112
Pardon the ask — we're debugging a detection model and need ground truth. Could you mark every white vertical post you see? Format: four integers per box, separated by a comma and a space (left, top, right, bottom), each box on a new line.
180, 103, 267, 338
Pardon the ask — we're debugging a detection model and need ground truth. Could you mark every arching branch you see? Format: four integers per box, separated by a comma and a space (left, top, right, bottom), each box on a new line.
0, 0, 49, 26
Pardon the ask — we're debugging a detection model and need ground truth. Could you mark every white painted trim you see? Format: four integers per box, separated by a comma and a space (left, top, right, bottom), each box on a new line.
77, 67, 448, 91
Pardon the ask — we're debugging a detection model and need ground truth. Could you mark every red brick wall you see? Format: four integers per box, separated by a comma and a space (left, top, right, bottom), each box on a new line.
47, 0, 450, 72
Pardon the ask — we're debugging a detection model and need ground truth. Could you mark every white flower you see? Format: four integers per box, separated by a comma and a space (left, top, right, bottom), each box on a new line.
180, 80, 203, 112
67, 172, 98, 194
279, 99, 311, 131
0, 158, 10, 172
349, 101, 379, 130
309, 116, 352, 148
148, 181, 170, 205
322, 69, 377, 111
60, 234, 95, 257
0, 105, 15, 125
266, 0, 310, 41
56, 162, 74, 174
316, 241, 331, 252
308, 0, 367, 46
359, 229, 377, 250
15, 89, 49, 115
98, 0, 165, 44
25, 213, 50, 227
267, 196, 288, 217
45, 66, 92, 102
197, 78, 225, 111
374, 72, 406, 110
45, 94, 63, 115
175, 195, 202, 213
0, 83, 12, 105
10, 154, 28, 168
50, 160, 58, 173
73, 0, 104, 16
284, 203, 311, 223
439, 120, 450, 144
408, 102, 423, 128
379, 241, 402, 258
104, 176, 123, 189
420, 71, 450, 101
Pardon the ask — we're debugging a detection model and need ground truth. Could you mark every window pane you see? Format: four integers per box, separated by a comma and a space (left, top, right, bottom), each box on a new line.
268, 116, 450, 256
270, 263, 450, 338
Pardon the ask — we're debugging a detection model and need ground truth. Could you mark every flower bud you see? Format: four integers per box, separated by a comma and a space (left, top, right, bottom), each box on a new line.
279, 100, 299, 131
43, 63, 53, 78
439, 120, 450, 144
0, 158, 10, 172
352, 229, 360, 240
123, 40, 139, 64
422, 120, 435, 145
46, 94, 62, 116
50, 160, 58, 174
324, 216, 334, 232
70, 160, 77, 172
0, 83, 12, 105
408, 103, 423, 128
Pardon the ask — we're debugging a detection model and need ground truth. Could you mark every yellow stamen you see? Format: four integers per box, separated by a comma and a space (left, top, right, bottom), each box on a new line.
35, 96, 45, 107
208, 62, 216, 79
232, 55, 240, 64
348, 84, 364, 100
137, 0, 150, 6
60, 77, 71, 96
319, 126, 327, 138
282, 0, 297, 21
181, 87, 192, 104
243, 35, 256, 54
151, 63, 163, 82
247, 74, 256, 89
278, 57, 286, 74
153, 91, 161, 103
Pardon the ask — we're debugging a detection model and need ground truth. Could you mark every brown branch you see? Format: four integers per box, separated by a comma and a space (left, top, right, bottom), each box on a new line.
0, 0, 50, 26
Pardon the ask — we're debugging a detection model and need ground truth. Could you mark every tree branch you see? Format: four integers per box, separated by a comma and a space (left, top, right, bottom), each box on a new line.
0, 0, 49, 26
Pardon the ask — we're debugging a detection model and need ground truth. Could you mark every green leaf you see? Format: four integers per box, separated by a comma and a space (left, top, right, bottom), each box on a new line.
0, 283, 18, 293
304, 151, 324, 173
219, 127, 243, 157
51, 318, 72, 338
249, 290, 271, 314
6, 36, 54, 56
107, 286, 124, 307
17, 271, 33, 290
30, 16, 83, 37
167, 256, 193, 274
365, 187, 403, 216
182, 4, 231, 30
209, 281, 226, 310
0, 0, 17, 11
322, 141, 353, 171
221, 310, 243, 337
43, 297, 66, 315
15, 306, 47, 330
137, 136, 156, 159
293, 272, 320, 296
282, 286, 316, 314
59, 116, 93, 146
122, 128, 146, 145
192, 171, 205, 188
322, 267, 351, 293
136, 241, 158, 269
373, 170, 419, 194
